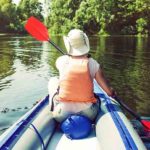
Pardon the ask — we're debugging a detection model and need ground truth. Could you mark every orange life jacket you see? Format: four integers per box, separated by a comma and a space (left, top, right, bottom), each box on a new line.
56, 57, 96, 103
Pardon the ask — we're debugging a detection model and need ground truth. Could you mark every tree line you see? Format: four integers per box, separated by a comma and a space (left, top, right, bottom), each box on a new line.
0, 0, 150, 36
0, 0, 43, 33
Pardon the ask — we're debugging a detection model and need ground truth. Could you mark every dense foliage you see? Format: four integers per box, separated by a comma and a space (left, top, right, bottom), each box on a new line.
0, 0, 150, 35
0, 0, 43, 33
47, 0, 150, 36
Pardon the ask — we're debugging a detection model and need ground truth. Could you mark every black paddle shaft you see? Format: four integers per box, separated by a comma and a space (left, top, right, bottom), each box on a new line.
48, 40, 66, 55
114, 96, 141, 121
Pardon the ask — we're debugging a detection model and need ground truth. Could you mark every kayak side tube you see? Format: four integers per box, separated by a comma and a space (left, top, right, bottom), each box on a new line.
94, 81, 147, 150
0, 96, 56, 150
11, 106, 56, 150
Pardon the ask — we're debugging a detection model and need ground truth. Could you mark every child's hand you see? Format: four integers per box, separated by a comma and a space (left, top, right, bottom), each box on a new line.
110, 87, 117, 98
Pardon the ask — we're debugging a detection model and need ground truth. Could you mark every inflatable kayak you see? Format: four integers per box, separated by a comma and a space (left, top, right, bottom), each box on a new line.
0, 81, 147, 150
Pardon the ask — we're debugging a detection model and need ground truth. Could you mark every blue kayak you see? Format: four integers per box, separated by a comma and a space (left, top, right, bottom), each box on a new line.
0, 80, 147, 150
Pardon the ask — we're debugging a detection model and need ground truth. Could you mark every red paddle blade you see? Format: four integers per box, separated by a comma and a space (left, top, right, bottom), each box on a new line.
141, 120, 150, 131
25, 16, 49, 41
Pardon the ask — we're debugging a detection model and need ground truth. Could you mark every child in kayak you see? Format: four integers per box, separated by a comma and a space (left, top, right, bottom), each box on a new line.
48, 29, 115, 122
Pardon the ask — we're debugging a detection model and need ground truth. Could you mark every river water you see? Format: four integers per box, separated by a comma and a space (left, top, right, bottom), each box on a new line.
0, 34, 150, 134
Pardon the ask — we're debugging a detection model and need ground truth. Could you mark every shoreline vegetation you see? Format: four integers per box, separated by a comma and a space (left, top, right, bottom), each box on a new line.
0, 0, 150, 37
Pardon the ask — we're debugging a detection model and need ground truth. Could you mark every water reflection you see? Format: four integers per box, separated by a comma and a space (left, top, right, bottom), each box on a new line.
0, 34, 150, 133
0, 35, 51, 108
134, 37, 150, 115
91, 36, 150, 116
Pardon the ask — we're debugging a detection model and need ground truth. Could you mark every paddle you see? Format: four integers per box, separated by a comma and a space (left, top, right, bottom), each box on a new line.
113, 96, 150, 131
24, 16, 66, 55
24, 16, 150, 132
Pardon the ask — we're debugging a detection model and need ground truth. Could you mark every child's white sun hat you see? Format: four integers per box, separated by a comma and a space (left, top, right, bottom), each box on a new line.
63, 29, 90, 56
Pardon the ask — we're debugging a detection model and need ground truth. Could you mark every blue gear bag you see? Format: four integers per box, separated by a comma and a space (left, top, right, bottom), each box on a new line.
61, 114, 92, 139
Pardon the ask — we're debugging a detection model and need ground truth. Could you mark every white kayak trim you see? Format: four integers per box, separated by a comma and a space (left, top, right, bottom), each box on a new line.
94, 80, 138, 150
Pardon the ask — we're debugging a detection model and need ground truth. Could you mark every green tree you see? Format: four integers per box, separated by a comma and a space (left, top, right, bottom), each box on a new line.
47, 0, 150, 35
0, 0, 44, 33
0, 0, 16, 32
18, 0, 43, 20
136, 18, 148, 36
47, 0, 82, 34
134, 0, 150, 36
1, 0, 150, 35
73, 0, 100, 33
48, 0, 114, 34
13, 0, 43, 33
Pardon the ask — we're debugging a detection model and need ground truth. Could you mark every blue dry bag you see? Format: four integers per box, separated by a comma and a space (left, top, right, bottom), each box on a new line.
61, 114, 92, 139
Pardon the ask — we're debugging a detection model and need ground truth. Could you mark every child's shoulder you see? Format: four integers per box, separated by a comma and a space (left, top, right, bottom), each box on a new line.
89, 57, 98, 63
57, 55, 69, 61
56, 55, 69, 67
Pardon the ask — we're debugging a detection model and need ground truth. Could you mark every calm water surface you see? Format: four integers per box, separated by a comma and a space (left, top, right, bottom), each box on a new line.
0, 34, 150, 134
